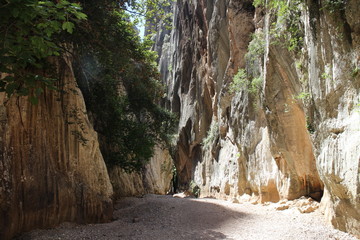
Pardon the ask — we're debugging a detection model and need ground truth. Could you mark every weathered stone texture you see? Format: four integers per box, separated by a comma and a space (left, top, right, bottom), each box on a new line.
0, 55, 113, 240
304, 0, 360, 235
160, 0, 360, 236
110, 146, 173, 198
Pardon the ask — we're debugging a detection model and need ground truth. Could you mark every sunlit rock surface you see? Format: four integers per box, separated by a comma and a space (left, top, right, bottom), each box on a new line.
157, 0, 360, 236
0, 55, 113, 240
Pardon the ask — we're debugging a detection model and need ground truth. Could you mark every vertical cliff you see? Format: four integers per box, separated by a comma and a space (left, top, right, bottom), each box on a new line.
0, 54, 113, 240
303, 0, 360, 233
109, 146, 173, 198
159, 0, 360, 236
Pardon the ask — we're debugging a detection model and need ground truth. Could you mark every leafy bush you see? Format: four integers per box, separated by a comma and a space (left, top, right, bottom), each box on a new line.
249, 76, 263, 94
265, 0, 304, 52
0, 0, 87, 102
229, 69, 248, 93
229, 69, 263, 96
245, 32, 266, 62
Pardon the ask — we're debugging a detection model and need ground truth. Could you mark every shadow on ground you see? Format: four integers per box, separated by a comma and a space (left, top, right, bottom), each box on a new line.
16, 195, 248, 240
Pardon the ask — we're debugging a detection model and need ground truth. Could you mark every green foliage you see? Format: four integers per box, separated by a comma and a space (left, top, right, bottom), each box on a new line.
0, 0, 86, 102
229, 69, 263, 96
253, 0, 265, 8
1, 0, 176, 171
265, 0, 304, 52
295, 60, 303, 71
295, 91, 311, 100
202, 121, 219, 148
242, 30, 264, 99
168, 64, 173, 72
322, 0, 346, 13
88, 72, 177, 172
245, 32, 266, 62
72, 0, 177, 172
229, 69, 248, 93
90, 77, 157, 171
125, 0, 174, 34
249, 76, 263, 94
321, 72, 331, 80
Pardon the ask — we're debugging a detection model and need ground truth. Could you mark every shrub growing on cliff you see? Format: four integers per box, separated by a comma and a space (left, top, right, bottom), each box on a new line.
249, 76, 263, 94
256, 0, 304, 52
229, 69, 248, 93
229, 68, 263, 96
245, 32, 266, 62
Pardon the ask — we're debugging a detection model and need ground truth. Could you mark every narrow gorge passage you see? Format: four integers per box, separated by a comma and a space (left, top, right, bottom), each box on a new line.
1, 0, 360, 239
17, 195, 357, 240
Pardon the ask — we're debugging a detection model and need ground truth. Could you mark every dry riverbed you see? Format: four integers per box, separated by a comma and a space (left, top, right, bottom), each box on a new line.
17, 194, 358, 240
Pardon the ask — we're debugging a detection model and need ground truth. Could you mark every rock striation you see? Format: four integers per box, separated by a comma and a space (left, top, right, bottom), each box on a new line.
158, 0, 360, 236
0, 54, 113, 240
109, 145, 173, 198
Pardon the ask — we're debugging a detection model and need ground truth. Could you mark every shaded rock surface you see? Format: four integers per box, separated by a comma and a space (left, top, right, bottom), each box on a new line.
0, 55, 113, 240
109, 146, 173, 198
157, 0, 360, 236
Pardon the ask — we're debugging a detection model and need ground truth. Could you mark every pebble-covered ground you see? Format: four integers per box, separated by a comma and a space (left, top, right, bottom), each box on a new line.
17, 194, 358, 240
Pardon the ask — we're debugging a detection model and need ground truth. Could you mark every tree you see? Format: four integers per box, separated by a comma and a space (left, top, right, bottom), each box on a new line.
0, 0, 177, 172
0, 0, 86, 103
71, 0, 177, 171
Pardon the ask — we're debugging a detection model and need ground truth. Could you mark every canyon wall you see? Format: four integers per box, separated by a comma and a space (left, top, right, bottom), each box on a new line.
0, 49, 175, 239
109, 146, 173, 198
159, 0, 360, 236
0, 54, 113, 240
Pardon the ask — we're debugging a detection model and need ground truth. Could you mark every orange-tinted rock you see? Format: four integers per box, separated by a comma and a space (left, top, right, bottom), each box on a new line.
0, 55, 113, 240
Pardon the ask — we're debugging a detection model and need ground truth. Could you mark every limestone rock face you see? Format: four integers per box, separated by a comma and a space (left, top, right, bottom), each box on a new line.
159, 0, 360, 236
110, 146, 173, 198
0, 55, 113, 240
304, 0, 360, 235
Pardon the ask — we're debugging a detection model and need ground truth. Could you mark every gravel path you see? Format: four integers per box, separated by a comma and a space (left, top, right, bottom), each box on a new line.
17, 194, 358, 240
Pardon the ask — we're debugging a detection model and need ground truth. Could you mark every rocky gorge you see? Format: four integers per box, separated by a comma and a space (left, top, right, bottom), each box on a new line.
0, 0, 359, 239
156, 0, 360, 237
